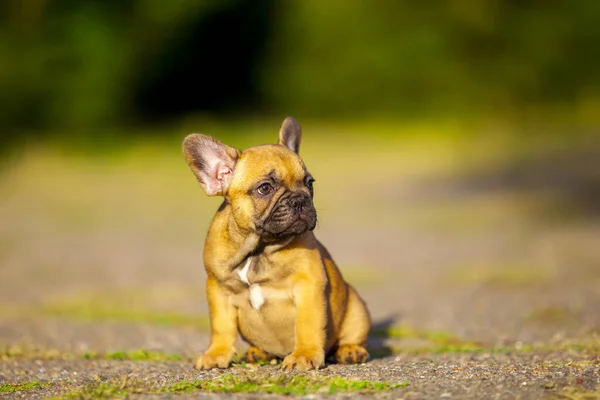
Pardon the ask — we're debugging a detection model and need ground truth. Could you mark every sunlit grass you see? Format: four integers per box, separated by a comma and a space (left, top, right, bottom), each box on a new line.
446, 264, 556, 287
40, 303, 210, 327
56, 374, 408, 398
524, 306, 582, 325
0, 288, 210, 328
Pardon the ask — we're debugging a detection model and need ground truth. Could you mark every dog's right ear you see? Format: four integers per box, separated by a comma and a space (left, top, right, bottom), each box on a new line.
183, 134, 241, 196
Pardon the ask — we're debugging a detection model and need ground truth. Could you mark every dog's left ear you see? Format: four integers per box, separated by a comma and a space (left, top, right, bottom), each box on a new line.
278, 116, 302, 154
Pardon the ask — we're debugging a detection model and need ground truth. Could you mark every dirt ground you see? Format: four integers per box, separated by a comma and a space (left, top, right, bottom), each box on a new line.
1, 131, 599, 398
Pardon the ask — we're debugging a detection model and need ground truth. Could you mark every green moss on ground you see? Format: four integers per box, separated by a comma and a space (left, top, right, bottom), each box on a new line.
83, 349, 186, 361
57, 375, 408, 399
166, 375, 407, 395
1, 345, 66, 360
0, 381, 49, 393
1, 345, 189, 362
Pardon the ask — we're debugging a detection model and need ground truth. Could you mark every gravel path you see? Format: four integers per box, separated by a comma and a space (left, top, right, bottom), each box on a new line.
1, 351, 599, 399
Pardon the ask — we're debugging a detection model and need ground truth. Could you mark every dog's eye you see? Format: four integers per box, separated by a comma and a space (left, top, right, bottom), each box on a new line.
306, 178, 315, 193
257, 183, 273, 195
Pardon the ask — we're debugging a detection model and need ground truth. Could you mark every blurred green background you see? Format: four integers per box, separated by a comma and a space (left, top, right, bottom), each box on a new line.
2, 0, 600, 146
1, 0, 600, 347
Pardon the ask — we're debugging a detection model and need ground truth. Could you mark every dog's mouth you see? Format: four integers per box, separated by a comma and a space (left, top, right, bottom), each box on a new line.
257, 211, 317, 241
283, 215, 317, 234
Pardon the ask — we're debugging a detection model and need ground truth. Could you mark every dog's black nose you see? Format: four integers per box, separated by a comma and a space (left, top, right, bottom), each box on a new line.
290, 196, 305, 213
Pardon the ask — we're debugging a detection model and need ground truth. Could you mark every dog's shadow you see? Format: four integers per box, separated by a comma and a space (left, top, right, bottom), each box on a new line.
367, 314, 400, 359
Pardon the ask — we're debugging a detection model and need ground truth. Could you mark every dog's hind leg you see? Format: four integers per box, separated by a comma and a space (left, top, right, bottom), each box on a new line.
245, 346, 276, 364
334, 286, 371, 364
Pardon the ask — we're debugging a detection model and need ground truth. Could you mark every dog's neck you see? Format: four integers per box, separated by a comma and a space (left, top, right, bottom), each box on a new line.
220, 219, 259, 272
221, 209, 294, 272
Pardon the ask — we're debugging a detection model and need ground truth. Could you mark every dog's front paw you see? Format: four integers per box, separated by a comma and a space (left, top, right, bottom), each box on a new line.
194, 348, 233, 370
282, 349, 324, 371
334, 344, 369, 364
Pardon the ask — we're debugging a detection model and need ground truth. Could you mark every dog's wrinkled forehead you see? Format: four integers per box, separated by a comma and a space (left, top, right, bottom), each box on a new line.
231, 145, 306, 189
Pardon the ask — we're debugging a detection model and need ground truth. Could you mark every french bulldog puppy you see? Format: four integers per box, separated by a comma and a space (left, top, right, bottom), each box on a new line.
182, 117, 371, 371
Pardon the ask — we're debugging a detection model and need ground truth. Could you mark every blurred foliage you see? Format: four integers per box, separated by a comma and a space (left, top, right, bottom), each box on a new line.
0, 0, 273, 133
1, 0, 599, 146
265, 1, 600, 117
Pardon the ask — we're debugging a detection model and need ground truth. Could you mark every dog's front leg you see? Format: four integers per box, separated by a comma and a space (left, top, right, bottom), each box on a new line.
194, 276, 237, 369
282, 275, 326, 371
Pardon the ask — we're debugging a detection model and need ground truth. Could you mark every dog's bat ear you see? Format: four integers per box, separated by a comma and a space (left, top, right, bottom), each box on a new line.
182, 134, 241, 196
278, 116, 302, 154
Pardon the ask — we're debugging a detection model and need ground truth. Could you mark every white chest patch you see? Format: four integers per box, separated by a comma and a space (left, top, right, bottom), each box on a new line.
249, 284, 265, 309
237, 258, 251, 284
237, 258, 265, 310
